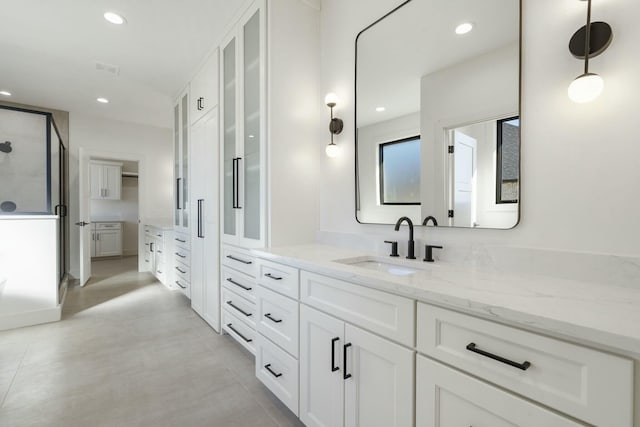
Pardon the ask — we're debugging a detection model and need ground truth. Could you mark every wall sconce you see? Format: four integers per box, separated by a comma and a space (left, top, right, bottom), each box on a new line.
325, 93, 343, 158
567, 0, 613, 103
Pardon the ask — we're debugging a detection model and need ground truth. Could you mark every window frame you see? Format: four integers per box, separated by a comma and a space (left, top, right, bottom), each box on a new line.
496, 116, 520, 204
378, 135, 421, 206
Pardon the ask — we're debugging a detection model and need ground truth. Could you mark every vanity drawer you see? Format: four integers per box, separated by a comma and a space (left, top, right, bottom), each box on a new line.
174, 262, 190, 282
417, 303, 633, 427
257, 286, 299, 358
416, 355, 583, 427
222, 288, 256, 328
95, 222, 121, 230
255, 333, 299, 416
222, 267, 256, 303
174, 277, 190, 295
222, 245, 257, 277
223, 309, 256, 355
257, 259, 299, 299
174, 247, 191, 266
300, 271, 414, 347
174, 231, 190, 250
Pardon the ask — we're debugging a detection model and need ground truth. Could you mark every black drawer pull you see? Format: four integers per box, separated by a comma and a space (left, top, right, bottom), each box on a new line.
466, 343, 531, 371
343, 343, 352, 380
175, 238, 186, 243
175, 266, 187, 274
175, 280, 186, 289
227, 278, 252, 291
331, 337, 340, 372
175, 252, 186, 258
226, 255, 252, 265
265, 313, 282, 323
264, 273, 282, 281
227, 323, 252, 343
227, 301, 252, 317
264, 364, 282, 378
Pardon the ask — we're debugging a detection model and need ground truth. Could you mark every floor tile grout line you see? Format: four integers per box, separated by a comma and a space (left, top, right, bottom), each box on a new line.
0, 343, 30, 409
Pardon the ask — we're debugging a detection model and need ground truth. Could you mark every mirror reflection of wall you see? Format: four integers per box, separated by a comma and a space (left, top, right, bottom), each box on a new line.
355, 0, 520, 229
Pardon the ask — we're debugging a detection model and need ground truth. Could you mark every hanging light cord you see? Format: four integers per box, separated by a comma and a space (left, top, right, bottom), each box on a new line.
584, 0, 592, 74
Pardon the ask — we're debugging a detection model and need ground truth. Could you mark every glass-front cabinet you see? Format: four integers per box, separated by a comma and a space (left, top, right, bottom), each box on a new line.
174, 89, 190, 232
221, 2, 265, 248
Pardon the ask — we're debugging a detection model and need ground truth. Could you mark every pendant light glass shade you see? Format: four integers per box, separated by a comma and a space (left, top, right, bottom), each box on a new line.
568, 72, 604, 103
325, 142, 340, 158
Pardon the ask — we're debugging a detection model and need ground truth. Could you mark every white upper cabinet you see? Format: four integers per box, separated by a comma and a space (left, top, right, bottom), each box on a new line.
221, 2, 266, 248
174, 88, 190, 232
90, 161, 122, 200
190, 51, 220, 125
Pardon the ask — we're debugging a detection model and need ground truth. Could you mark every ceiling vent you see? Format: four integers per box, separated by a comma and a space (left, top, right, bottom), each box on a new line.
95, 62, 120, 76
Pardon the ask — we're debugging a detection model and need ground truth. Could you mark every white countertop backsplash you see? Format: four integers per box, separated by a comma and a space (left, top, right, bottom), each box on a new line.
253, 243, 640, 357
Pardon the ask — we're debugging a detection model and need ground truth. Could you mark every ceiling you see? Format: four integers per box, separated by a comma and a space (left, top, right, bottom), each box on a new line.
0, 0, 250, 129
356, 0, 520, 127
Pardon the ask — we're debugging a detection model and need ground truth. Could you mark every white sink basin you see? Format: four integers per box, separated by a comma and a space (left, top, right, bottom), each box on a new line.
334, 256, 431, 276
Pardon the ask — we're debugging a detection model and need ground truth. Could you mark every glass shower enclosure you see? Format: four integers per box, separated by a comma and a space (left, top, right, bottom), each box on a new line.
0, 105, 69, 286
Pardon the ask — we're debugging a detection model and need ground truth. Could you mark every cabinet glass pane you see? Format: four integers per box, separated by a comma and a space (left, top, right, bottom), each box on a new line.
223, 38, 237, 236
243, 10, 261, 240
181, 93, 189, 228
174, 104, 180, 226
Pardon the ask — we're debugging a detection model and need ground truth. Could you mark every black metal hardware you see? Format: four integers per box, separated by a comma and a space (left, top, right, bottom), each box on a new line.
75, 221, 90, 226
331, 337, 340, 372
448, 210, 454, 218
264, 364, 283, 378
423, 245, 443, 263
422, 216, 438, 227
384, 240, 399, 257
264, 273, 282, 281
175, 238, 186, 243
197, 199, 204, 238
226, 255, 252, 265
197, 97, 204, 111
343, 343, 352, 379
394, 216, 416, 259
226, 278, 252, 291
265, 313, 282, 323
150, 242, 154, 253
235, 157, 243, 209
232, 158, 237, 208
227, 323, 252, 342
157, 250, 162, 254
175, 266, 186, 274
226, 301, 252, 317
175, 280, 186, 289
448, 145, 455, 154
175, 252, 186, 258
176, 178, 182, 209
466, 343, 531, 371
157, 270, 162, 274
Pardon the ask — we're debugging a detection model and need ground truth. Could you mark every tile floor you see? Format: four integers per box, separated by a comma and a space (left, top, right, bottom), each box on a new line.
0, 257, 303, 427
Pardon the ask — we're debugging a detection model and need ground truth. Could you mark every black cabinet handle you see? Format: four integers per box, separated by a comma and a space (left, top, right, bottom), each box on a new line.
226, 278, 252, 291
175, 266, 186, 274
232, 158, 237, 208
264, 273, 283, 281
175, 252, 186, 258
226, 301, 252, 317
264, 364, 282, 378
150, 242, 154, 252
227, 323, 252, 342
235, 157, 242, 209
175, 238, 186, 243
175, 280, 186, 289
343, 343, 352, 380
466, 343, 531, 371
176, 178, 182, 209
331, 337, 340, 372
197, 199, 204, 238
226, 255, 252, 265
265, 313, 282, 324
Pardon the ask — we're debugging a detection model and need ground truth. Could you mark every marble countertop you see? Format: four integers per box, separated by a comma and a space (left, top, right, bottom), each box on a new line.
253, 244, 640, 357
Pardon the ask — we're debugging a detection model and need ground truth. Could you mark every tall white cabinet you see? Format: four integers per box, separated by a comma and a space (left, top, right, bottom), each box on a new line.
174, 89, 190, 234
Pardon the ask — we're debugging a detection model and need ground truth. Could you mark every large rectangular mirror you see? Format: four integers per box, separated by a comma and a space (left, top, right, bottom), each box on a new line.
355, 0, 521, 228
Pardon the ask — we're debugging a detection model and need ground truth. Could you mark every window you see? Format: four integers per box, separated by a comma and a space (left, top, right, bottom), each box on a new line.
496, 117, 520, 204
379, 136, 421, 205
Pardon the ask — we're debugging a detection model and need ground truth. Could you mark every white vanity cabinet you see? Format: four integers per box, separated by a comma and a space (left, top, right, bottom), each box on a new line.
143, 224, 172, 288
300, 305, 414, 427
92, 222, 122, 258
90, 161, 121, 200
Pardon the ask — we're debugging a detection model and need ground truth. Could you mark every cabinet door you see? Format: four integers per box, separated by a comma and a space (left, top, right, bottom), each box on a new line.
89, 163, 102, 199
102, 164, 121, 200
174, 103, 181, 227
300, 305, 345, 427
90, 231, 96, 257
180, 92, 190, 230
416, 355, 583, 427
190, 50, 219, 125
221, 35, 238, 243
344, 324, 414, 427
96, 230, 121, 257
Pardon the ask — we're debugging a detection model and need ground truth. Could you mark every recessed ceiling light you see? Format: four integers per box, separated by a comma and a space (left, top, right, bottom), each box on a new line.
455, 22, 474, 35
104, 12, 126, 25
375, 107, 386, 112
0, 90, 11, 96
97, 97, 109, 104
248, 134, 255, 138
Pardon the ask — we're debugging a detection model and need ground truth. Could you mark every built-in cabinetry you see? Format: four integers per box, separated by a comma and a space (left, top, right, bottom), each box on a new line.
190, 50, 219, 125
174, 88, 190, 234
90, 160, 121, 200
143, 224, 172, 288
250, 255, 635, 427
91, 222, 122, 258
173, 230, 191, 297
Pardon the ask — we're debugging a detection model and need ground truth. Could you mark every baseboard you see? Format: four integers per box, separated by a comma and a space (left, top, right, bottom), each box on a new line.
0, 306, 61, 331
123, 249, 138, 257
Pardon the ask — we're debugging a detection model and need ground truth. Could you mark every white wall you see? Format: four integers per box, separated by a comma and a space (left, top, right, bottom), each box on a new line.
69, 114, 173, 277
319, 0, 640, 257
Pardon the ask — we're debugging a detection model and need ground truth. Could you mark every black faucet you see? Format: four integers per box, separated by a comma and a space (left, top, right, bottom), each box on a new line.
422, 216, 438, 227
394, 216, 416, 259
